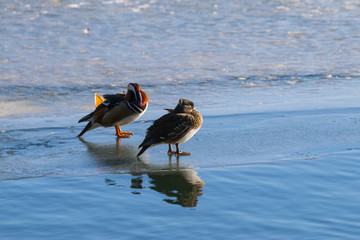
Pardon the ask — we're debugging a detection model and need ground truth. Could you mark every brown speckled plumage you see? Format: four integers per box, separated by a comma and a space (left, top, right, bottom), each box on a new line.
138, 98, 202, 156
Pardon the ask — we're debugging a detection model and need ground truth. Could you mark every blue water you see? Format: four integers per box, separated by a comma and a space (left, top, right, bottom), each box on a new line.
1, 154, 360, 239
1, 0, 360, 239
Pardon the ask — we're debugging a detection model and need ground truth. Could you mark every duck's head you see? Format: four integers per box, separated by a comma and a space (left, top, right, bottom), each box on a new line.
126, 83, 149, 111
173, 98, 195, 113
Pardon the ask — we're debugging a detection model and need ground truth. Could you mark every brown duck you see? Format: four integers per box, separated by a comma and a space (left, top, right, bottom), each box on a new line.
138, 98, 203, 156
78, 83, 148, 138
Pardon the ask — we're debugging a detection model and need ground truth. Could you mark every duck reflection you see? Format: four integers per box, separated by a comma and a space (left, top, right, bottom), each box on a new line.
147, 155, 204, 207
80, 138, 204, 207
79, 138, 146, 172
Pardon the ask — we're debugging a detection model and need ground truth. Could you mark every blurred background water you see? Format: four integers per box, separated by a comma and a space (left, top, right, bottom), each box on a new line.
1, 0, 360, 239
1, 0, 360, 119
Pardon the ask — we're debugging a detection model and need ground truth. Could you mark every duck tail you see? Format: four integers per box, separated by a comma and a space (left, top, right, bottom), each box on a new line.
137, 145, 151, 156
78, 113, 94, 123
77, 122, 93, 137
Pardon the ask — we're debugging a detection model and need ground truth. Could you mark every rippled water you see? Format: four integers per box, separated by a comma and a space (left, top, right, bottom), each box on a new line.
1, 0, 360, 117
1, 153, 360, 239
1, 0, 360, 239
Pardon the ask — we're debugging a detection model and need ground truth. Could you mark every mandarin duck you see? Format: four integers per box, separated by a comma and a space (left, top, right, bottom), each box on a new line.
78, 83, 148, 138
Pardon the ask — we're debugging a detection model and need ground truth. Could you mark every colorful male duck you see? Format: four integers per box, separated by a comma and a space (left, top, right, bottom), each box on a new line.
78, 83, 148, 138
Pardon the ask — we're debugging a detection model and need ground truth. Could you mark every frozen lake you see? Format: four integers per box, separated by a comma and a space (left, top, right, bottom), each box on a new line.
1, 0, 360, 239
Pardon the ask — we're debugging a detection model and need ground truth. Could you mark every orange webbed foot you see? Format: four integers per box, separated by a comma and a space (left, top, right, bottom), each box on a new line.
115, 126, 133, 138
168, 144, 191, 156
116, 132, 133, 138
177, 151, 191, 155
167, 144, 176, 155
167, 150, 191, 155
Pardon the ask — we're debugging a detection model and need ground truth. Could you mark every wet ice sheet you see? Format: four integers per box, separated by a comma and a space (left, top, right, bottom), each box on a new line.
1, 107, 360, 180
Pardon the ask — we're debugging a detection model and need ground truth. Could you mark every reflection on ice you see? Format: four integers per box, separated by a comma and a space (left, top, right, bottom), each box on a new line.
79, 137, 146, 172
82, 139, 206, 208
148, 171, 204, 207
147, 154, 204, 208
